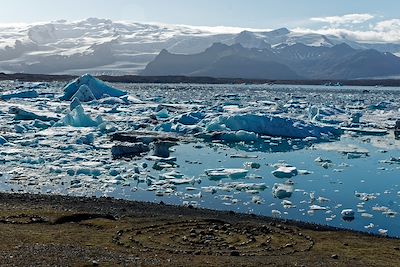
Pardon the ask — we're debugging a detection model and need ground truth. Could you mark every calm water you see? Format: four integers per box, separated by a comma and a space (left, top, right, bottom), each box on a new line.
0, 82, 399, 236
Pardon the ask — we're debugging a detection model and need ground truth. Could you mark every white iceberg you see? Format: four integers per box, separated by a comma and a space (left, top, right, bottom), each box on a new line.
61, 74, 126, 101
205, 168, 248, 180
57, 105, 103, 127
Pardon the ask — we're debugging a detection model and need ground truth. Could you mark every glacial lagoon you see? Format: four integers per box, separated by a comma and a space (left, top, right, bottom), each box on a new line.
0, 79, 399, 236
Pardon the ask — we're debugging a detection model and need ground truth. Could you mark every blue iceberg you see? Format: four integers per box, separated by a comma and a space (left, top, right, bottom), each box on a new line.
61, 74, 126, 102
206, 114, 341, 140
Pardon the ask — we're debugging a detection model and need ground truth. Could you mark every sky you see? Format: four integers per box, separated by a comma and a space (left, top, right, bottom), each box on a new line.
1, 0, 400, 42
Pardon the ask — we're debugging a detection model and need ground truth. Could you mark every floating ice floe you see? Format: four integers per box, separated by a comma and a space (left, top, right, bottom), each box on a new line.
205, 168, 248, 180
9, 106, 59, 122
206, 114, 341, 140
341, 127, 388, 136
309, 204, 328, 211
61, 74, 127, 101
341, 209, 355, 220
1, 90, 38, 100
272, 182, 294, 199
272, 165, 298, 178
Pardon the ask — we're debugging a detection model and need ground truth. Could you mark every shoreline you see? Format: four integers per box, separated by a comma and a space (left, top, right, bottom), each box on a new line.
2, 72, 400, 87
0, 192, 399, 266
0, 192, 396, 239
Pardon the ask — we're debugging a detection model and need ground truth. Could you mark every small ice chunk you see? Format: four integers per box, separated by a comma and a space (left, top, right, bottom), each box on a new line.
309, 205, 327, 210
205, 168, 248, 180
0, 136, 8, 145
378, 229, 388, 236
244, 162, 261, 169
272, 210, 282, 217
341, 209, 355, 220
272, 182, 294, 199
272, 166, 298, 178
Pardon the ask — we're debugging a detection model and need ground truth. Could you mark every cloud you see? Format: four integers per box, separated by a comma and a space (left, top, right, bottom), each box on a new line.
311, 13, 374, 25
374, 19, 400, 31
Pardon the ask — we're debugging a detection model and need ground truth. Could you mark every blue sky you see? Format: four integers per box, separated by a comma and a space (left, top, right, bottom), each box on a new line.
0, 0, 398, 29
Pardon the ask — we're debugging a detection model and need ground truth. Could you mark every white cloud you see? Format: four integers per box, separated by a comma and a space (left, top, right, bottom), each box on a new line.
374, 19, 400, 31
294, 25, 400, 43
311, 13, 374, 25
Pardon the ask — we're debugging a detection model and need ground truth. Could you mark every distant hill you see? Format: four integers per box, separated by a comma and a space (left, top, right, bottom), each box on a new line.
142, 42, 400, 80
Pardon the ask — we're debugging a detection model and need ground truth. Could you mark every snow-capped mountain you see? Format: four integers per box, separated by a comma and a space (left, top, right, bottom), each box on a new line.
1, 18, 400, 75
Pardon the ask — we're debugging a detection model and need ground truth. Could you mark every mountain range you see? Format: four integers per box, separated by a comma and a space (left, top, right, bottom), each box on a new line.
143, 42, 400, 80
1, 18, 400, 79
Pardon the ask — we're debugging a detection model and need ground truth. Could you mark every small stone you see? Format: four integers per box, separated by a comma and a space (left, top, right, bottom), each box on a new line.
230, 251, 240, 256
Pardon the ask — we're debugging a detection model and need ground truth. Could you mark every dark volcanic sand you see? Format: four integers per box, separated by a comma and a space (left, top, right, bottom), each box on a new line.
0, 193, 398, 266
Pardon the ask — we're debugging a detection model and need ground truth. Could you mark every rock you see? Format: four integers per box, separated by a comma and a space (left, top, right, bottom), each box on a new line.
111, 142, 150, 158
230, 251, 240, 256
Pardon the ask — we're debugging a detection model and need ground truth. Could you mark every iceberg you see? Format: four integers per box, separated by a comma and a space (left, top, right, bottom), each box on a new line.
206, 114, 341, 140
9, 106, 59, 122
1, 90, 38, 100
71, 84, 96, 102
57, 105, 102, 127
61, 74, 126, 101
